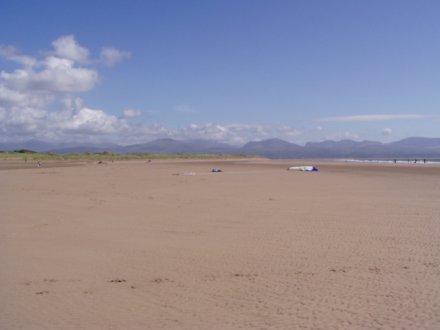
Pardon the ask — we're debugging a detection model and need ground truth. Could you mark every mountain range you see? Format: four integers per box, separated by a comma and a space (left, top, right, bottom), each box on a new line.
2, 137, 440, 159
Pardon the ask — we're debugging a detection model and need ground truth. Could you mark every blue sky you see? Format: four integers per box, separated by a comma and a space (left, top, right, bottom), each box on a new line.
1, 0, 440, 145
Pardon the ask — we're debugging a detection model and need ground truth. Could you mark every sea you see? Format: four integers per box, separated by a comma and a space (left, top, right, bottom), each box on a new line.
340, 158, 440, 164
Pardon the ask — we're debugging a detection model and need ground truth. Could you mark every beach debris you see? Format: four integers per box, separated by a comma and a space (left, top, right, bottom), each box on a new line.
211, 168, 222, 173
287, 166, 319, 172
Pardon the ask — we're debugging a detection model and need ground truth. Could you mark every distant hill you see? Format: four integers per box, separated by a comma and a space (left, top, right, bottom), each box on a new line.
303, 140, 382, 158
388, 137, 440, 148
0, 139, 56, 152
242, 137, 440, 158
117, 138, 240, 154
241, 138, 305, 158
2, 137, 440, 159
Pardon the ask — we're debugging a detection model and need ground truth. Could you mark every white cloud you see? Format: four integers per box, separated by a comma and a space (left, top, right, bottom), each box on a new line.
159, 123, 303, 145
321, 131, 359, 141
382, 127, 393, 136
184, 123, 268, 144
182, 123, 243, 144
0, 45, 17, 57
58, 107, 129, 134
343, 131, 359, 139
1, 56, 99, 93
0, 98, 130, 142
4, 36, 421, 147
100, 47, 130, 66
52, 35, 90, 64
111, 123, 271, 146
321, 114, 430, 122
0, 36, 130, 144
0, 85, 52, 107
278, 125, 302, 138
123, 108, 143, 118
0, 45, 37, 67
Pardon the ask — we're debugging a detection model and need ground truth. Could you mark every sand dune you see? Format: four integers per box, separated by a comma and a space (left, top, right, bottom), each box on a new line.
1, 159, 440, 329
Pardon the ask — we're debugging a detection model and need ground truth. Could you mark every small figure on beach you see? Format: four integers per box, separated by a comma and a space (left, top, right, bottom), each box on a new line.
36, 161, 42, 167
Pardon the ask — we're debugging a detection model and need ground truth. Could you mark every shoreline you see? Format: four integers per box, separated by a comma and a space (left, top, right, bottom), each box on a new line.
2, 156, 440, 171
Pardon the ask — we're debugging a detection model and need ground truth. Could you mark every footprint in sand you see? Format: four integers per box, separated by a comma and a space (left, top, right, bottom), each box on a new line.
151, 277, 171, 284
329, 267, 350, 273
35, 290, 49, 295
368, 266, 381, 274
232, 273, 258, 281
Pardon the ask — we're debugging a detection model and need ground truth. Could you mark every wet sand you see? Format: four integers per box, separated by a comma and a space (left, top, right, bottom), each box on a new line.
1, 159, 440, 329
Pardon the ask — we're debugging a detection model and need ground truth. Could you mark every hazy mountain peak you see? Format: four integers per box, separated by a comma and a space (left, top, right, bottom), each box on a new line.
2, 137, 440, 159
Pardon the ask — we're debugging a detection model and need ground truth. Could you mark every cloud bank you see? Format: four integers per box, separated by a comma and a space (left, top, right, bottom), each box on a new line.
100, 47, 131, 66
0, 35, 311, 146
322, 114, 430, 122
0, 36, 131, 143
2, 36, 429, 147
52, 35, 90, 64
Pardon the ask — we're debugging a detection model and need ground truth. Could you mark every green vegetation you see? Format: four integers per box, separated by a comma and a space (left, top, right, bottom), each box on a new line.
0, 150, 249, 161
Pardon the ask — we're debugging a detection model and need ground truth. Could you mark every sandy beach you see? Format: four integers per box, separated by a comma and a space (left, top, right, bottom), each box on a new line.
1, 159, 440, 329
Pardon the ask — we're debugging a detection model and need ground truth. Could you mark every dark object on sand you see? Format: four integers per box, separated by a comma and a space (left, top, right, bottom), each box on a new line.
211, 168, 222, 173
287, 166, 319, 172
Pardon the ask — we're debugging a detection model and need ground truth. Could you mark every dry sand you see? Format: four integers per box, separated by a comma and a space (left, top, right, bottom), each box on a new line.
1, 159, 440, 329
